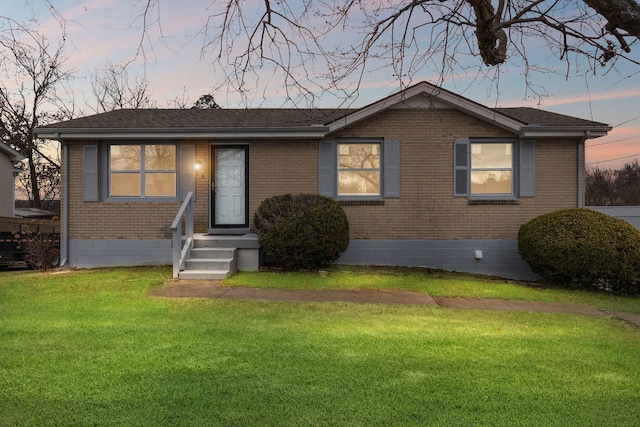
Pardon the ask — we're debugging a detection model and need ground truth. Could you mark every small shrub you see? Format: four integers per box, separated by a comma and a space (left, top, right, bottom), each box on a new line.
253, 194, 350, 270
19, 224, 60, 272
518, 208, 640, 294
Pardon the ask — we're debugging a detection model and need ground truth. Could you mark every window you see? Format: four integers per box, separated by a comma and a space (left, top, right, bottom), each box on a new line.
454, 138, 536, 199
470, 142, 513, 195
109, 144, 176, 198
337, 143, 381, 196
319, 140, 399, 199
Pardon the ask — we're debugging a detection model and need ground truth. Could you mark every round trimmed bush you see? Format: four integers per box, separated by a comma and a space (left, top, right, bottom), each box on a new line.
253, 194, 350, 270
518, 208, 640, 294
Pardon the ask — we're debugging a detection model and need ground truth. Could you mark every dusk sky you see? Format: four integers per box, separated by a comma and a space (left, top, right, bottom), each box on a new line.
5, 0, 640, 169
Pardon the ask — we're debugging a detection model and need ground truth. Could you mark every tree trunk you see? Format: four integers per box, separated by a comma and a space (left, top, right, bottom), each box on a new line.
583, 0, 640, 51
466, 0, 507, 66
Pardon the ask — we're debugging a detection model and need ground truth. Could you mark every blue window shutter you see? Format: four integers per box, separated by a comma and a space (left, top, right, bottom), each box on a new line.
454, 138, 470, 196
180, 144, 196, 201
520, 139, 536, 197
318, 141, 336, 197
383, 140, 400, 198
83, 145, 99, 202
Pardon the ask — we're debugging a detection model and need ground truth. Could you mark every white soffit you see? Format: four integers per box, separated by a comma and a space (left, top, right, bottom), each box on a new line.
0, 142, 25, 162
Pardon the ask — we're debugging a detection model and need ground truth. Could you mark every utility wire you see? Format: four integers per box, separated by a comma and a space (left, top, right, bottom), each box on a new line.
586, 153, 640, 166
587, 135, 638, 148
615, 114, 640, 127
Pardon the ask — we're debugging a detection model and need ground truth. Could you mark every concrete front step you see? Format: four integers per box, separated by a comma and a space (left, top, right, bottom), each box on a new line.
184, 257, 235, 271
193, 233, 260, 249
179, 246, 238, 280
177, 234, 259, 280
189, 247, 236, 259
178, 269, 234, 280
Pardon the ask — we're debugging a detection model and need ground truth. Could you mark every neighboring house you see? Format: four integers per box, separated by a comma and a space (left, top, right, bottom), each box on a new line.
35, 81, 611, 280
14, 207, 59, 219
589, 206, 640, 231
0, 142, 25, 218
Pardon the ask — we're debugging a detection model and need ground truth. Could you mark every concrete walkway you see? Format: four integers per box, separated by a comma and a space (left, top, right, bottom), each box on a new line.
152, 280, 640, 327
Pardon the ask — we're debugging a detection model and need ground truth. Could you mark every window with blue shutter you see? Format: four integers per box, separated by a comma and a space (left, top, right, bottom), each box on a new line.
520, 139, 536, 197
83, 145, 99, 202
454, 138, 470, 197
455, 138, 535, 199
319, 139, 399, 198
318, 141, 336, 197
383, 140, 400, 198
99, 142, 181, 202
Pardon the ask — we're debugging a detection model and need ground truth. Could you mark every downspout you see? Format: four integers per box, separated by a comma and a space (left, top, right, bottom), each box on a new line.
577, 132, 590, 208
56, 133, 69, 267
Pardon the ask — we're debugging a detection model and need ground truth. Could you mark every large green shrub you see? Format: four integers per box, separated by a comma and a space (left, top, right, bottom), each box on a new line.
253, 194, 350, 270
518, 208, 640, 294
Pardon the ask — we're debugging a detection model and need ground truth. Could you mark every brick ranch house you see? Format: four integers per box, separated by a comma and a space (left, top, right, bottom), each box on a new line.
35, 82, 611, 280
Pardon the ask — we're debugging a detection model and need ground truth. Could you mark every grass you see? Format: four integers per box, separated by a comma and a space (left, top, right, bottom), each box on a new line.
224, 265, 640, 314
1, 266, 640, 426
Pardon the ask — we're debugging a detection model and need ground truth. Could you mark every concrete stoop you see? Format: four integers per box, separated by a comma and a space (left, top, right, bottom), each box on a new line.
177, 234, 259, 280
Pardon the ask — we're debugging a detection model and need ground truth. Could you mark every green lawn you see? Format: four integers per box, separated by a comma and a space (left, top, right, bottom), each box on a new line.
1, 266, 640, 426
225, 265, 640, 313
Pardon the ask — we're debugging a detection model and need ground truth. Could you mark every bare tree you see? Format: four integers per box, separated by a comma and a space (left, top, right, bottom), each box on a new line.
614, 160, 640, 205
15, 152, 61, 210
89, 63, 157, 113
0, 20, 73, 209
586, 167, 617, 206
167, 87, 192, 109
586, 160, 640, 206
135, 1, 640, 105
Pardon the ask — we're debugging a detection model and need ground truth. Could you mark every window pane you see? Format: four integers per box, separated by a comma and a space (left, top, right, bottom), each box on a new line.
338, 144, 380, 169
471, 171, 513, 194
145, 145, 176, 170
110, 145, 141, 171
338, 171, 380, 195
111, 173, 141, 196
471, 143, 512, 168
145, 172, 177, 197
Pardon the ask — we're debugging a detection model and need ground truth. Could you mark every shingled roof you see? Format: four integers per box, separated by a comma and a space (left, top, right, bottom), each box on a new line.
495, 107, 605, 128
35, 81, 610, 139
37, 108, 358, 129
36, 105, 605, 129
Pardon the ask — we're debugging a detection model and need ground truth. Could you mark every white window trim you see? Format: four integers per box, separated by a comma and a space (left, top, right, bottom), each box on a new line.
469, 139, 517, 199
336, 140, 382, 198
101, 142, 180, 202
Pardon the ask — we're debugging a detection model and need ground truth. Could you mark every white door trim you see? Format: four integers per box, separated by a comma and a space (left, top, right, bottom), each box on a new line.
210, 143, 249, 230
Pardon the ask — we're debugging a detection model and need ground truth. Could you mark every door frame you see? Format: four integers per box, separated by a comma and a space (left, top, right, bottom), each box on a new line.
209, 143, 250, 230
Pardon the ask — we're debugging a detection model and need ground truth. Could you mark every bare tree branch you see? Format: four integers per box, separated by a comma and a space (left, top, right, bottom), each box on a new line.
88, 63, 157, 113
127, 1, 640, 105
0, 23, 72, 209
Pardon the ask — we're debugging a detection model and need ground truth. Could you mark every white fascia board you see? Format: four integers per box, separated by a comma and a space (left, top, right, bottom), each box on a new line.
35, 127, 330, 140
0, 143, 25, 161
520, 126, 611, 139
327, 81, 524, 133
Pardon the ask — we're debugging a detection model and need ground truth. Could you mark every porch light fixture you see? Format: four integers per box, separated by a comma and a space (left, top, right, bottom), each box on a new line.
194, 161, 202, 171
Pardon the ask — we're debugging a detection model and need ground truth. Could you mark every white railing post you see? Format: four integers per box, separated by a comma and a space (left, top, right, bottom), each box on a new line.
171, 192, 194, 279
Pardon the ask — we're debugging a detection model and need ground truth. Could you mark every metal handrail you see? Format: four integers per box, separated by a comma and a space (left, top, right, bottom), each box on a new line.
170, 191, 194, 278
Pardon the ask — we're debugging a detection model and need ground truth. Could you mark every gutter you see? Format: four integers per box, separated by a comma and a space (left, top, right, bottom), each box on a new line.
34, 126, 330, 140
520, 125, 611, 139
577, 132, 594, 208
56, 133, 68, 268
